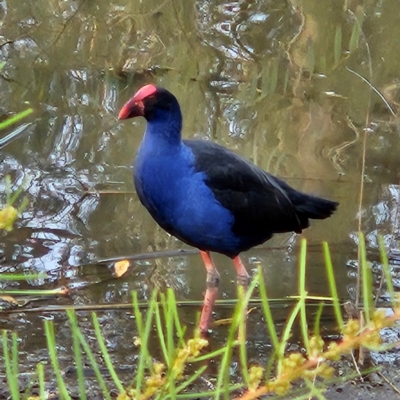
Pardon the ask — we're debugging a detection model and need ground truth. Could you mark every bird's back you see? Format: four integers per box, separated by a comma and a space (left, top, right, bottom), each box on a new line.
186, 140, 338, 251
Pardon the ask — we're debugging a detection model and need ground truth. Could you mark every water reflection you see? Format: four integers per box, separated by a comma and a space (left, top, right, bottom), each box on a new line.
0, 0, 400, 389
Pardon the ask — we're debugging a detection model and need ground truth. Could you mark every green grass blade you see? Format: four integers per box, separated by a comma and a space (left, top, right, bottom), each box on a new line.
132, 291, 144, 334
0, 273, 48, 281
258, 267, 279, 349
215, 307, 239, 399
162, 291, 175, 362
2, 331, 19, 400
280, 302, 302, 344
0, 288, 68, 295
164, 291, 177, 398
44, 320, 71, 399
277, 300, 302, 376
334, 25, 342, 65
168, 289, 185, 347
349, 8, 364, 53
11, 332, 19, 396
135, 290, 157, 394
36, 362, 45, 399
215, 274, 258, 399
74, 322, 112, 399
11, 331, 18, 375
154, 298, 170, 366
0, 108, 33, 130
158, 291, 176, 398
240, 274, 259, 384
299, 239, 310, 354
66, 310, 87, 400
258, 267, 280, 380
378, 235, 395, 307
269, 59, 279, 95
91, 312, 125, 392
174, 365, 207, 392
313, 302, 325, 338
238, 284, 249, 386
304, 378, 326, 399
191, 345, 232, 362
176, 384, 244, 399
323, 241, 344, 327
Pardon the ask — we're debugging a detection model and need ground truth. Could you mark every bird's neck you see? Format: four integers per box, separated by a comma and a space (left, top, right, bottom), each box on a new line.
143, 110, 182, 151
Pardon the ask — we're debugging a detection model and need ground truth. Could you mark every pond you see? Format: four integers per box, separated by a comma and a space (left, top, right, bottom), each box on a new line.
0, 0, 400, 397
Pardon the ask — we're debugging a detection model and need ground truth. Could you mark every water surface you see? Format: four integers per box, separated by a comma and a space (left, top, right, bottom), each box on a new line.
0, 0, 399, 394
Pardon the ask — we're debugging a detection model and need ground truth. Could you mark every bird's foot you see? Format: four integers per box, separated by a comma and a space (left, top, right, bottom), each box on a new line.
236, 273, 251, 287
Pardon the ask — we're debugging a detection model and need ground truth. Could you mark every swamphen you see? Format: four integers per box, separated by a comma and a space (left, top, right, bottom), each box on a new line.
118, 84, 338, 335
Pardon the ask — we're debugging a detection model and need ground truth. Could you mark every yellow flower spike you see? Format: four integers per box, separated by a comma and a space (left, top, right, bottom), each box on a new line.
144, 375, 165, 397
282, 359, 295, 370
117, 389, 136, 400
303, 369, 317, 379
146, 375, 164, 388
324, 342, 341, 360
187, 337, 209, 357
342, 319, 360, 339
274, 381, 291, 396
172, 347, 190, 378
309, 335, 324, 358
0, 205, 18, 231
248, 365, 264, 391
363, 331, 381, 349
318, 364, 334, 379
371, 310, 387, 329
287, 352, 305, 367
170, 337, 209, 380
153, 362, 165, 375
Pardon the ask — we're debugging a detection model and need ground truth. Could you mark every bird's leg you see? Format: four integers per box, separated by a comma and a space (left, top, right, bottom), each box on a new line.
199, 250, 220, 336
233, 256, 251, 287
233, 256, 250, 342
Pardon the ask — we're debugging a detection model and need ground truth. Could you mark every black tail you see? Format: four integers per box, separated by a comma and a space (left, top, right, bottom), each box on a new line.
294, 194, 338, 220
272, 176, 338, 231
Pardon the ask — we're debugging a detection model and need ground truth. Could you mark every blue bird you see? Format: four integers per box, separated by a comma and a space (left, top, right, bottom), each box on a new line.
119, 84, 338, 335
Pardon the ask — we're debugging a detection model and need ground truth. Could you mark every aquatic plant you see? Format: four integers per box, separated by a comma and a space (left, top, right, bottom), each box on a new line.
1, 235, 399, 399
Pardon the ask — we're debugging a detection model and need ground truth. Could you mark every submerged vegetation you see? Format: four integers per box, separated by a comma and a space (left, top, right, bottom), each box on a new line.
0, 108, 32, 231
0, 176, 28, 232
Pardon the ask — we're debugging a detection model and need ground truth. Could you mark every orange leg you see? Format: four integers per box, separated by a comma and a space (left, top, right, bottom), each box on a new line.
199, 251, 220, 335
233, 256, 250, 342
233, 256, 250, 286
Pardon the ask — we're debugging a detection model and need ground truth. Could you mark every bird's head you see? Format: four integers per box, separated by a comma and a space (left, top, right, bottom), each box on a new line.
118, 84, 180, 122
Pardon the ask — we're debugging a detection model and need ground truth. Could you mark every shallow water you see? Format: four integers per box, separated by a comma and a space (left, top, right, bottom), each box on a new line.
0, 0, 400, 395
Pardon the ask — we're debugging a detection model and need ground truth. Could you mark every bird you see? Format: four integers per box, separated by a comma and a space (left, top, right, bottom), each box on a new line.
118, 84, 338, 335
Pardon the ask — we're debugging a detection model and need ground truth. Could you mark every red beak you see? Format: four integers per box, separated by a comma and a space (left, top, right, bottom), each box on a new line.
118, 84, 157, 120
118, 99, 144, 120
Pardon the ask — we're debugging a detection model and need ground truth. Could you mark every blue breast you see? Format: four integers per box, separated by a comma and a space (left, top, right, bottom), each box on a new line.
134, 126, 240, 255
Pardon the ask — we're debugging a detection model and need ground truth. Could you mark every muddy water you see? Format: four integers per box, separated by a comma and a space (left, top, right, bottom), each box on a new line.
0, 0, 400, 394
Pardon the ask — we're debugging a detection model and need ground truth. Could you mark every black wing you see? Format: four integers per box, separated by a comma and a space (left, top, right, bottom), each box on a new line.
185, 140, 306, 238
